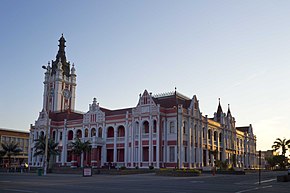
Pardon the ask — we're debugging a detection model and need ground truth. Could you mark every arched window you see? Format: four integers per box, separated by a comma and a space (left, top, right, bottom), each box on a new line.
208, 129, 211, 140
219, 133, 222, 143
153, 120, 157, 133
76, 129, 82, 138
169, 121, 175, 134
183, 121, 187, 134
98, 127, 102, 138
59, 132, 62, 140
68, 130, 73, 140
118, 125, 125, 137
214, 131, 217, 141
85, 128, 89, 137
107, 127, 114, 138
134, 122, 139, 135
40, 131, 44, 137
52, 131, 56, 140
142, 121, 149, 134
91, 128, 96, 137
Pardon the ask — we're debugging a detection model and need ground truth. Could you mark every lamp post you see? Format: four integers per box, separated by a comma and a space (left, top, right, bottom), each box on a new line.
42, 64, 52, 176
175, 88, 179, 169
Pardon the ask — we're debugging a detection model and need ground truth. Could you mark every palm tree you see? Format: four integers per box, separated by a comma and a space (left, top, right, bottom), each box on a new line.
33, 135, 60, 169
272, 138, 290, 156
71, 138, 91, 167
1, 141, 22, 168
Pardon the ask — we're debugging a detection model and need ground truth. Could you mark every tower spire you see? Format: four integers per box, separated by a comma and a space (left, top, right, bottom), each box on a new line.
227, 104, 231, 115
216, 98, 223, 123
51, 34, 70, 77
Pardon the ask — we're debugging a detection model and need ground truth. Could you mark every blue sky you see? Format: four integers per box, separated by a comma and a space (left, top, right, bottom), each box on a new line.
0, 0, 290, 151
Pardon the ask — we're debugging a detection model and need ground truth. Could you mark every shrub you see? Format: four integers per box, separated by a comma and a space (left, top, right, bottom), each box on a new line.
120, 166, 126, 170
149, 165, 154, 170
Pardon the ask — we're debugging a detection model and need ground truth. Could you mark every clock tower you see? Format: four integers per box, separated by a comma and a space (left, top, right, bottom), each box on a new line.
42, 34, 77, 112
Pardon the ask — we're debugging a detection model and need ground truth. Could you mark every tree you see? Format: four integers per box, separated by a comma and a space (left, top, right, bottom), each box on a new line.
1, 141, 22, 168
266, 155, 288, 170
0, 149, 6, 167
33, 135, 60, 169
71, 138, 91, 167
272, 138, 290, 156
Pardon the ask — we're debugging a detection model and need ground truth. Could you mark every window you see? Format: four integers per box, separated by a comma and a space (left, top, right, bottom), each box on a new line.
142, 121, 149, 134
169, 146, 175, 162
183, 121, 187, 134
153, 120, 157, 133
52, 131, 56, 140
85, 129, 89, 137
208, 130, 211, 140
169, 121, 175, 134
59, 132, 63, 140
68, 130, 73, 140
91, 128, 96, 137
118, 126, 125, 137
134, 122, 139, 136
76, 129, 82, 138
214, 131, 217, 141
98, 127, 102, 138
107, 127, 114, 138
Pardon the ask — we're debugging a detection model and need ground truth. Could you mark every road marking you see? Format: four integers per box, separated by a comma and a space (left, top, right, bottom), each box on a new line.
190, 181, 204, 183
235, 185, 272, 193
254, 178, 276, 184
3, 189, 37, 193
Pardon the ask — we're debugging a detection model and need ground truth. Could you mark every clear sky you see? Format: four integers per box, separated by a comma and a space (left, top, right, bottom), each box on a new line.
0, 0, 289, 151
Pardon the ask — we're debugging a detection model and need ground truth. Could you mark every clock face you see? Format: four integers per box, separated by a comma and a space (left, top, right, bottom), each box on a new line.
62, 89, 71, 99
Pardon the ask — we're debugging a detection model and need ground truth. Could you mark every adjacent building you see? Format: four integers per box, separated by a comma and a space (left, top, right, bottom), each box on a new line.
0, 128, 29, 167
29, 35, 257, 169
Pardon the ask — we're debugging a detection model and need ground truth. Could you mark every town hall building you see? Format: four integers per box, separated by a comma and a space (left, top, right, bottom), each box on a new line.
28, 35, 257, 170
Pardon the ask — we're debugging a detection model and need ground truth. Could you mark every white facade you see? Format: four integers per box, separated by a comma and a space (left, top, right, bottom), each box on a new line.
29, 36, 257, 169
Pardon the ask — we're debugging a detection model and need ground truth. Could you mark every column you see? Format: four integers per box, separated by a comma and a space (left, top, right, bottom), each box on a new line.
156, 111, 160, 168
222, 130, 226, 162
61, 127, 66, 166
91, 137, 99, 168
131, 121, 134, 167
149, 117, 152, 165
188, 117, 192, 169
113, 127, 117, 163
138, 119, 142, 167
205, 127, 208, 166
178, 108, 183, 169
217, 132, 220, 161
191, 121, 196, 168
125, 112, 129, 166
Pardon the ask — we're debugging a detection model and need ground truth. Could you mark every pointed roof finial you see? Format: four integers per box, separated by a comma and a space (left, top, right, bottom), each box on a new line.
217, 98, 223, 114
227, 104, 231, 114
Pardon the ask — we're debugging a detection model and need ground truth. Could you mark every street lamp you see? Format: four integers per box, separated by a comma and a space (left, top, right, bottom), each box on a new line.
42, 64, 52, 176
174, 88, 179, 169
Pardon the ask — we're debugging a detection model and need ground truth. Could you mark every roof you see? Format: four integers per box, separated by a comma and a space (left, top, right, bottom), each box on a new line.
236, 126, 249, 133
153, 91, 191, 109
100, 107, 132, 116
0, 128, 29, 134
49, 110, 83, 121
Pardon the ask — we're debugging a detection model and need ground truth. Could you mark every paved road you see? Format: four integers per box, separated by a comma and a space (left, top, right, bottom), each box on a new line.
0, 171, 289, 193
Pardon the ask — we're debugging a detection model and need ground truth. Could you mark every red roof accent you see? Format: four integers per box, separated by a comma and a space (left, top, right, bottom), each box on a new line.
49, 111, 83, 121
